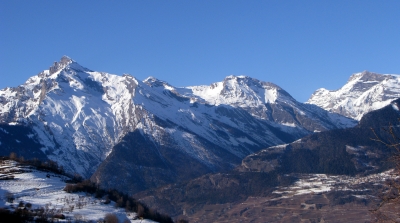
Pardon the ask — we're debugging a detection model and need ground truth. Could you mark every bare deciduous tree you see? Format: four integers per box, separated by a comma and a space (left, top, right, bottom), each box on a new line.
9, 152, 17, 160
137, 204, 145, 218
371, 123, 400, 222
5, 192, 14, 203
104, 213, 119, 223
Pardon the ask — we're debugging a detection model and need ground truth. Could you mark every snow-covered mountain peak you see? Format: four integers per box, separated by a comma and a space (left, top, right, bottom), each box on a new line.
48, 56, 90, 76
223, 75, 267, 88
307, 71, 400, 120
49, 56, 73, 74
347, 70, 387, 84
0, 58, 146, 176
143, 76, 158, 83
143, 76, 171, 88
223, 75, 249, 81
348, 70, 369, 80
184, 75, 294, 108
174, 75, 356, 132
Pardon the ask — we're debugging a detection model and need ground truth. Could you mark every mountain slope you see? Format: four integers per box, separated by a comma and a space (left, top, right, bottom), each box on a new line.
134, 98, 400, 222
307, 71, 400, 120
240, 98, 400, 175
0, 159, 170, 223
0, 56, 143, 177
0, 56, 355, 192
181, 75, 355, 130
91, 75, 356, 193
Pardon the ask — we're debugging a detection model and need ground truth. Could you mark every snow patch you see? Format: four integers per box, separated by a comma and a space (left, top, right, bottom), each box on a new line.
273, 170, 395, 198
392, 102, 399, 111
0, 161, 155, 223
281, 122, 296, 127
264, 88, 278, 103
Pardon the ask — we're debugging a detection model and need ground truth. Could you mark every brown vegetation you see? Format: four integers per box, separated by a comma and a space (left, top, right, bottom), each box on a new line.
371, 122, 400, 222
104, 213, 119, 223
64, 180, 174, 223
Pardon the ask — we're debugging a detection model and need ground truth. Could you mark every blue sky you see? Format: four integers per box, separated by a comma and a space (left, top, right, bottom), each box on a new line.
1, 1, 399, 102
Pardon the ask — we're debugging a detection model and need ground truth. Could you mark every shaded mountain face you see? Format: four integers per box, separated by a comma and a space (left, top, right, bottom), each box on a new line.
0, 56, 354, 189
134, 99, 400, 221
0, 124, 47, 160
307, 71, 400, 120
239, 99, 400, 176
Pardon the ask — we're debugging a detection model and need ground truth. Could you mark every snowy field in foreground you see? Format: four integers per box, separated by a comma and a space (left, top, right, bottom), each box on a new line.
0, 160, 155, 222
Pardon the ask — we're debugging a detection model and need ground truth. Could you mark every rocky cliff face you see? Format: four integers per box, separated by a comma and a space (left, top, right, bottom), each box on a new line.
307, 71, 400, 120
0, 56, 355, 190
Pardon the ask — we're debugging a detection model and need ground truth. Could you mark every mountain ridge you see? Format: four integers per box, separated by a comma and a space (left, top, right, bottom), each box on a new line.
0, 56, 355, 193
1, 56, 400, 222
307, 70, 400, 120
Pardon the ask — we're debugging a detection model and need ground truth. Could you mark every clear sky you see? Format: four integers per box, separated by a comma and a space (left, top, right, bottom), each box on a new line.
1, 1, 399, 102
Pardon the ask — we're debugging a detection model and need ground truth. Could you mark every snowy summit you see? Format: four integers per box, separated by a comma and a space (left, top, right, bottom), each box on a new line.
307, 71, 400, 120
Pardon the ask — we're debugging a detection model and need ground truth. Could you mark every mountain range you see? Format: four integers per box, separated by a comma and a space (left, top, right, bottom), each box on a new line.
134, 98, 400, 222
0, 56, 399, 222
0, 56, 360, 193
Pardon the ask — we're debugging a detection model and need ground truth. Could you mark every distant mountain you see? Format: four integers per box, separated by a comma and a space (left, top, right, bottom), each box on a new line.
134, 98, 400, 222
183, 75, 355, 130
0, 56, 354, 193
307, 71, 400, 120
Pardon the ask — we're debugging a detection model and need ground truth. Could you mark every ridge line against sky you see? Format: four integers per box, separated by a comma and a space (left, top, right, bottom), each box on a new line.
1, 0, 399, 102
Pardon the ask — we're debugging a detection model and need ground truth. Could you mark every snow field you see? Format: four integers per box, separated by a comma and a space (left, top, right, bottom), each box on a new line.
273, 170, 395, 198
0, 160, 155, 222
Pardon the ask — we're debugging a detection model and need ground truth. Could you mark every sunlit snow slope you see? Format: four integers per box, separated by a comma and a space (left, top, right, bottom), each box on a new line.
0, 57, 145, 177
307, 71, 400, 120
0, 160, 154, 222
